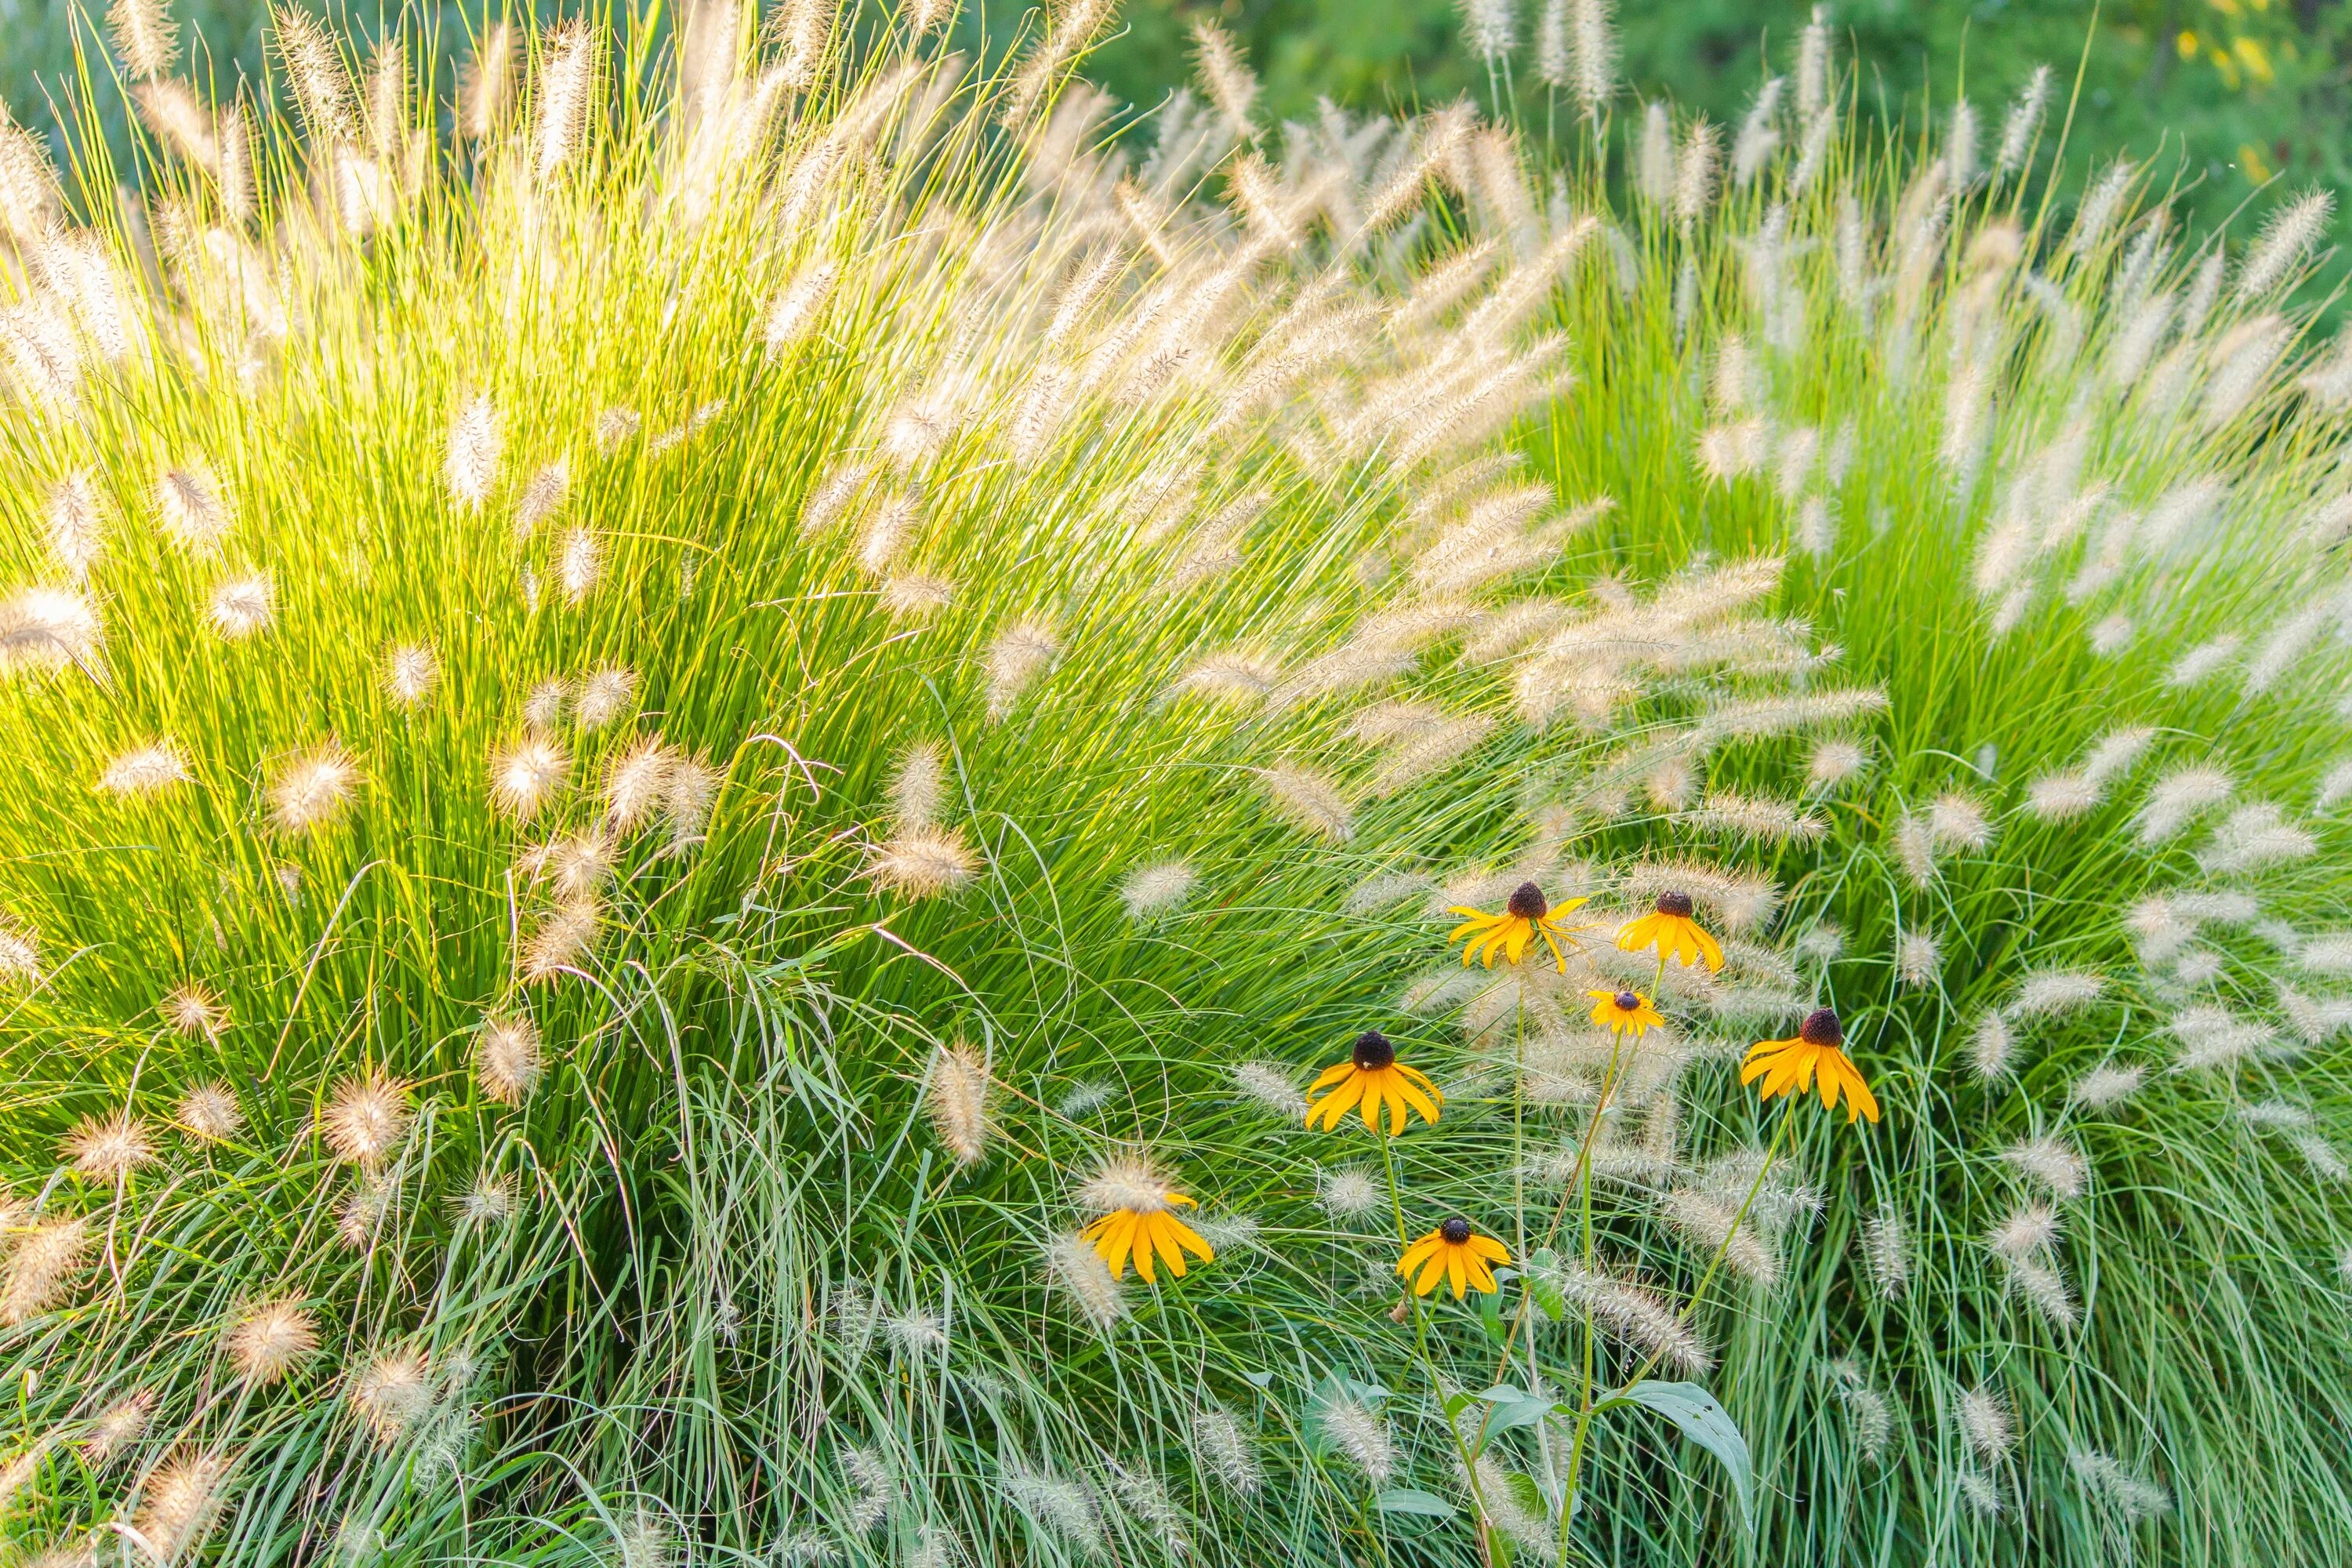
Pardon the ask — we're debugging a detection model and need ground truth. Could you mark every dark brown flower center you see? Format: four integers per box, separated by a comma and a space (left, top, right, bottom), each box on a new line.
1440, 1216, 1472, 1245
1656, 891, 1694, 918
1613, 991, 1639, 1012
1507, 881, 1548, 920
1800, 1007, 1843, 1047
1352, 1030, 1396, 1070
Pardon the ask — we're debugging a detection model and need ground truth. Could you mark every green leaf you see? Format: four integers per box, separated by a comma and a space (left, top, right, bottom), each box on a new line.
1474, 1383, 1559, 1435
1523, 1251, 1566, 1322
1612, 1380, 1755, 1530
1374, 1488, 1458, 1519
1240, 1370, 1276, 1389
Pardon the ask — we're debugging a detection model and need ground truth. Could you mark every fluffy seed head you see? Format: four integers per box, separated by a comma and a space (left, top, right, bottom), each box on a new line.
321, 1071, 412, 1165
1896, 931, 1942, 987
1121, 859, 1196, 920
207, 573, 274, 640
1960, 1385, 2014, 1461
267, 743, 361, 833
223, 1298, 318, 1384
1317, 1398, 1393, 1483
0, 1216, 89, 1323
64, 1113, 157, 1182
82, 1388, 154, 1462
135, 1449, 231, 1561
98, 742, 191, 797
866, 824, 976, 898
575, 666, 637, 730
1258, 762, 1352, 842
925, 1040, 993, 1167
177, 1082, 244, 1142
1079, 1152, 1181, 1215
162, 982, 225, 1039
2003, 1134, 2089, 1200
445, 393, 501, 507
384, 643, 437, 707
348, 1348, 433, 1443
1229, 1061, 1304, 1118
1044, 1232, 1126, 1327
1319, 1167, 1383, 1216
475, 1014, 543, 1105
491, 735, 569, 820
156, 463, 230, 554
1968, 1011, 2014, 1081
2070, 1062, 2144, 1109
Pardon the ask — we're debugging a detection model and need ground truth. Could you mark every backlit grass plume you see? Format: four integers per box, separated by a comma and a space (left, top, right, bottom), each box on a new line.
2, 5, 2350, 1566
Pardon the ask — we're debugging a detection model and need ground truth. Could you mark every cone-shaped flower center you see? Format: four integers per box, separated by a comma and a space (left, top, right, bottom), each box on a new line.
1656, 891, 1694, 917
1439, 1216, 1472, 1245
1800, 1007, 1843, 1047
1507, 881, 1548, 919
1352, 1029, 1396, 1070
1613, 991, 1639, 1012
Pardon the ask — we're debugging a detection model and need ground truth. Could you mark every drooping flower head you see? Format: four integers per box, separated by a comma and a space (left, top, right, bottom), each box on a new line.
1446, 880, 1592, 973
1586, 989, 1664, 1038
1616, 890, 1724, 971
1397, 1215, 1511, 1299
1740, 1006, 1880, 1123
1076, 1156, 1214, 1284
1305, 1029, 1442, 1134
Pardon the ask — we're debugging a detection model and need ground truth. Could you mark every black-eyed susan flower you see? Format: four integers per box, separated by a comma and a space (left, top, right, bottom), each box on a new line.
1397, 1215, 1511, 1299
1446, 881, 1592, 974
1077, 1156, 1215, 1283
1585, 989, 1664, 1038
1740, 1007, 1879, 1124
1617, 889, 1723, 971
1306, 1029, 1442, 1134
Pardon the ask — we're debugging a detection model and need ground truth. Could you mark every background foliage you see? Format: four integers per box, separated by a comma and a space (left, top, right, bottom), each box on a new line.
9, 0, 2352, 252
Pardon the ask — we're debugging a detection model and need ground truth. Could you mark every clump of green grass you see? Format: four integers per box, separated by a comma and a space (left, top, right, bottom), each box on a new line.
2, 2, 2350, 1565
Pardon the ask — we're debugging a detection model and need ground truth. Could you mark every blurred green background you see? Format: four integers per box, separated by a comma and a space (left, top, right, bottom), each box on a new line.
5, 0, 2349, 248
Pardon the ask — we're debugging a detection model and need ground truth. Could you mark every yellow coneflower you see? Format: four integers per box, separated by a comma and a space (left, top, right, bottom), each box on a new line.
1585, 989, 1664, 1037
1397, 1215, 1511, 1299
1615, 890, 1723, 971
1446, 880, 1592, 973
1740, 1006, 1880, 1123
1077, 1156, 1214, 1284
1305, 1030, 1442, 1134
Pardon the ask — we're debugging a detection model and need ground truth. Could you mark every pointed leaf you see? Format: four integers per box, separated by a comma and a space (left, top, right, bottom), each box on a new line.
1613, 1379, 1755, 1530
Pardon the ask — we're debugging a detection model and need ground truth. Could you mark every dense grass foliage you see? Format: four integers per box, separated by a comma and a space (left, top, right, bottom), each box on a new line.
3, 5, 2351, 1566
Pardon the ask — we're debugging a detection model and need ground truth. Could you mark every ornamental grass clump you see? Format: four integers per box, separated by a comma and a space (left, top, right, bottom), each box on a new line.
2, 0, 2350, 1563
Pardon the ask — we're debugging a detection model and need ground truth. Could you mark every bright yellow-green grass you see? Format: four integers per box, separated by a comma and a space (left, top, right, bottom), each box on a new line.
2, 4, 2350, 1566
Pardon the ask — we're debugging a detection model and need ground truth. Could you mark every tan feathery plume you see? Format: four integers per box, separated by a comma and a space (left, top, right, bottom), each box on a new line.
385, 643, 437, 706
82, 1388, 154, 1463
347, 1347, 433, 1444
924, 1040, 993, 1166
491, 735, 570, 820
207, 572, 274, 640
133, 1448, 232, 1561
162, 982, 226, 1039
273, 7, 354, 143
0, 1217, 89, 1323
1257, 763, 1352, 842
475, 1014, 543, 1105
320, 1071, 412, 1165
575, 666, 638, 730
891, 742, 946, 829
98, 742, 191, 797
445, 393, 501, 507
523, 898, 600, 981
459, 23, 514, 140
535, 21, 602, 182
155, 463, 230, 554
108, 0, 179, 79
62, 1114, 157, 1182
223, 1298, 318, 1384
985, 619, 1059, 720
867, 825, 978, 898
177, 1082, 244, 1142
267, 742, 361, 832
604, 737, 677, 831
